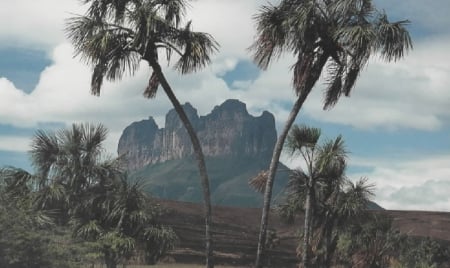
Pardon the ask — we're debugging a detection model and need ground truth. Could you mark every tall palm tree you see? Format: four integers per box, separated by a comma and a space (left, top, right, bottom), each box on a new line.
285, 125, 347, 267
278, 125, 373, 267
65, 2, 218, 266
250, 1, 412, 266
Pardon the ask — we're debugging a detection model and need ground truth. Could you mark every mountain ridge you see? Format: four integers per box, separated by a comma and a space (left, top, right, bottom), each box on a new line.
118, 99, 276, 171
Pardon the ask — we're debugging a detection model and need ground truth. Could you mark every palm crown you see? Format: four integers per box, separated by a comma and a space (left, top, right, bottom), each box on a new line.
251, 0, 412, 109
66, 0, 219, 97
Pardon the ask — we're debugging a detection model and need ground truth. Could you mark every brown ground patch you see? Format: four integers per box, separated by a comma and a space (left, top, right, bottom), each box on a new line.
157, 199, 450, 267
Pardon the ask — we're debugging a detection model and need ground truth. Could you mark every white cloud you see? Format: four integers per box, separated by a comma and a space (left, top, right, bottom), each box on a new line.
187, 0, 260, 59
350, 154, 450, 211
0, 0, 85, 50
0, 136, 31, 152
0, 43, 171, 153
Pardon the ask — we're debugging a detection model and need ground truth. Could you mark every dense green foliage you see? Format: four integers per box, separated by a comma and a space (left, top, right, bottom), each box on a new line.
0, 123, 177, 268
0, 169, 96, 267
0, 196, 53, 267
397, 236, 450, 268
336, 214, 450, 268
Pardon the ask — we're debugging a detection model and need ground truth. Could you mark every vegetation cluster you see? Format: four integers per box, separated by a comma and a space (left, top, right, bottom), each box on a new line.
0, 123, 177, 268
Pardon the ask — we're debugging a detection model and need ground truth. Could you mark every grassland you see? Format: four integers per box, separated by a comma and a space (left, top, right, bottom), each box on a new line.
91, 265, 241, 268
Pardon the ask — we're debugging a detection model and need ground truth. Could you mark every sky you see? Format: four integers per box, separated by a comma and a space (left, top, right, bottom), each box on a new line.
0, 0, 449, 211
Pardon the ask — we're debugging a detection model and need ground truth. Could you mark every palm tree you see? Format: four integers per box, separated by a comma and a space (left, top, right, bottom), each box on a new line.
284, 125, 347, 267
30, 123, 122, 208
250, 1, 412, 266
278, 125, 374, 267
65, 2, 218, 266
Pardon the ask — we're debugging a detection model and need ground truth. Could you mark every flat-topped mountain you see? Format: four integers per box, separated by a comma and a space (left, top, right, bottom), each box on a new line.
118, 99, 277, 171
117, 99, 288, 207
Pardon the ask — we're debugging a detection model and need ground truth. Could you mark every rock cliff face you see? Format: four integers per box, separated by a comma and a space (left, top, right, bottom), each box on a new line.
118, 99, 277, 171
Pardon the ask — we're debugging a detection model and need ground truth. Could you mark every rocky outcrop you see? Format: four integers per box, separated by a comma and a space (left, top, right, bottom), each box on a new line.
118, 99, 277, 171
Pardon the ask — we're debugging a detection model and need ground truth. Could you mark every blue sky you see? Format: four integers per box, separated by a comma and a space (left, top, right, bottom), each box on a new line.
0, 0, 449, 211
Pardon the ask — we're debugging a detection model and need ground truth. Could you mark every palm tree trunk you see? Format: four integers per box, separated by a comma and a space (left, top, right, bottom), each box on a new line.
149, 60, 214, 268
302, 183, 313, 268
255, 93, 308, 268
255, 53, 330, 268
104, 251, 117, 268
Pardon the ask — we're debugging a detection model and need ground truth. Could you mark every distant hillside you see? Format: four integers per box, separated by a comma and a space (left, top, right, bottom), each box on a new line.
132, 156, 290, 207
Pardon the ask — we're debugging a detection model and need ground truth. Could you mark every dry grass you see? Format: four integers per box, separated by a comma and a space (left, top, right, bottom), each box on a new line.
153, 265, 242, 268
90, 265, 242, 268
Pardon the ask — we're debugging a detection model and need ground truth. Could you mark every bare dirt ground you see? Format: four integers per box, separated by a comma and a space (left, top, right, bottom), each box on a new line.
157, 199, 450, 267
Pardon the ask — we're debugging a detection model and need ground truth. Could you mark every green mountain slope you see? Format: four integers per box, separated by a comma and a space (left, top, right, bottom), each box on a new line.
131, 155, 290, 207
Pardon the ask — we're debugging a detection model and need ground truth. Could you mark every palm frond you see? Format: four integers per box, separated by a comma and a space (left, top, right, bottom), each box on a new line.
30, 130, 59, 178
66, 15, 140, 95
83, 0, 132, 22
173, 21, 219, 74
342, 63, 362, 96
74, 219, 103, 239
376, 13, 413, 62
249, 170, 269, 194
81, 123, 108, 160
337, 24, 376, 55
277, 168, 309, 223
31, 209, 57, 228
144, 225, 178, 246
153, 0, 188, 28
285, 0, 316, 52
323, 62, 344, 109
319, 156, 347, 184
286, 124, 321, 154
100, 231, 136, 253
287, 168, 309, 196
250, 4, 289, 69
33, 182, 67, 210
338, 177, 375, 217
315, 135, 347, 175
329, 0, 374, 21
